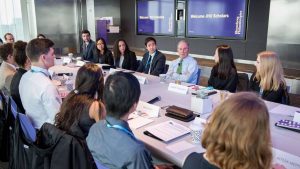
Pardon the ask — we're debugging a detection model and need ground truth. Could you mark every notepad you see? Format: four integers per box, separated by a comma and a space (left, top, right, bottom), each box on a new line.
128, 117, 153, 129
145, 121, 190, 142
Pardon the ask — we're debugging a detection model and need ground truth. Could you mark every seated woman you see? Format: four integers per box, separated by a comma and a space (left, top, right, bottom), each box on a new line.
55, 63, 105, 138
10, 41, 31, 113
112, 39, 138, 71
208, 45, 238, 92
183, 92, 272, 169
96, 37, 114, 65
250, 51, 289, 104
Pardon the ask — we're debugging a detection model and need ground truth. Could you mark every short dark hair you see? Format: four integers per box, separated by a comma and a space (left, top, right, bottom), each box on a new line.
81, 30, 90, 36
26, 38, 54, 62
37, 34, 46, 39
13, 41, 28, 67
75, 63, 104, 100
4, 33, 13, 40
144, 37, 156, 46
0, 43, 13, 61
104, 72, 141, 118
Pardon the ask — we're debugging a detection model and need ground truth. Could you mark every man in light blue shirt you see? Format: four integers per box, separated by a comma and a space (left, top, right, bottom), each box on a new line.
166, 40, 198, 84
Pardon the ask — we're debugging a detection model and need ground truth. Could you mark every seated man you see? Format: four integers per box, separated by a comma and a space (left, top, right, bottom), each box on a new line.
0, 43, 17, 94
166, 40, 198, 84
4, 33, 15, 44
81, 30, 97, 62
19, 38, 62, 129
137, 37, 166, 76
87, 72, 170, 169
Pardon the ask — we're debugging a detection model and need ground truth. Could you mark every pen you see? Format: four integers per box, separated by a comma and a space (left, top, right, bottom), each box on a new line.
143, 131, 163, 141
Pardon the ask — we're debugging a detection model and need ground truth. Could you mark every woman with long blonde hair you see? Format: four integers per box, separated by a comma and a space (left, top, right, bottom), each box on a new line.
183, 92, 273, 169
250, 51, 289, 104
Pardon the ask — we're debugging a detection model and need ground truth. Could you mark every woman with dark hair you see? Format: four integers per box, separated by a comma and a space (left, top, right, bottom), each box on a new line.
10, 40, 31, 113
55, 63, 105, 138
208, 45, 238, 92
96, 37, 114, 65
112, 39, 138, 71
183, 92, 273, 169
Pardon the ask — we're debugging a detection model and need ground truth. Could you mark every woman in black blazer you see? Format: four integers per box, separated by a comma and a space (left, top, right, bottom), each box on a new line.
96, 37, 114, 65
208, 45, 238, 92
112, 39, 138, 71
249, 51, 289, 104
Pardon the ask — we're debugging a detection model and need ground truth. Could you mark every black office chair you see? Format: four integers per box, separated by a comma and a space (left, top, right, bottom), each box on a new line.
237, 73, 249, 92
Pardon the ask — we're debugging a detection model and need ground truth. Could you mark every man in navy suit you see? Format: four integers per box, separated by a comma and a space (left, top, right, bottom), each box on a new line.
137, 37, 166, 76
81, 30, 97, 62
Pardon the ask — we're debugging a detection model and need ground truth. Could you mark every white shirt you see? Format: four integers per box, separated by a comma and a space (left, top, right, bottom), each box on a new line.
119, 55, 124, 68
147, 52, 156, 74
19, 66, 62, 129
166, 55, 199, 84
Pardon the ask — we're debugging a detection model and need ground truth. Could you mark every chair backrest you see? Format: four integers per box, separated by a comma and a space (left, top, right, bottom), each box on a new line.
237, 73, 249, 91
18, 113, 36, 142
10, 97, 18, 118
196, 68, 201, 85
94, 158, 108, 169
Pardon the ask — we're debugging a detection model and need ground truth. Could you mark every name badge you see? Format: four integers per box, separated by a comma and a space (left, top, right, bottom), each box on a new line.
168, 83, 189, 94
136, 101, 160, 118
134, 74, 147, 84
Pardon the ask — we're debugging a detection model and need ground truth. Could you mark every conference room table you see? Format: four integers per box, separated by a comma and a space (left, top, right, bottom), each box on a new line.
50, 61, 300, 168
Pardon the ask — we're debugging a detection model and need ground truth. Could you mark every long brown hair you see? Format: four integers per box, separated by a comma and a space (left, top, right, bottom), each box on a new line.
202, 92, 272, 169
112, 39, 130, 61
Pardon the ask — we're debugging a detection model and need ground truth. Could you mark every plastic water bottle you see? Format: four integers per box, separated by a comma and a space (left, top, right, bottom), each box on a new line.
189, 117, 203, 144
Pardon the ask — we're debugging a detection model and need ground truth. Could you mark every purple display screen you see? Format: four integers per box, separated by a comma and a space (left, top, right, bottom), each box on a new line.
187, 0, 248, 39
136, 0, 175, 35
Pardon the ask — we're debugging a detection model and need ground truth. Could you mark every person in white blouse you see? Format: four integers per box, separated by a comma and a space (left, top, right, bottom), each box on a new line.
19, 38, 62, 129
166, 40, 198, 84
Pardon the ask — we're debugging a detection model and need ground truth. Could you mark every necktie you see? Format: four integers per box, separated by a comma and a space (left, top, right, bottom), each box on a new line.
145, 55, 152, 74
176, 59, 183, 74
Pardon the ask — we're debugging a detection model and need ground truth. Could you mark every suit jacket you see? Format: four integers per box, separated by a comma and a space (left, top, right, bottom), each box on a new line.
137, 50, 166, 76
208, 66, 238, 92
10, 68, 27, 113
98, 49, 114, 65
115, 50, 138, 71
0, 61, 16, 94
81, 40, 98, 63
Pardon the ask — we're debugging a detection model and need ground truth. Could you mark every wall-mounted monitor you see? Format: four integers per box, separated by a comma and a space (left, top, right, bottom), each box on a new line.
136, 0, 175, 36
187, 0, 248, 39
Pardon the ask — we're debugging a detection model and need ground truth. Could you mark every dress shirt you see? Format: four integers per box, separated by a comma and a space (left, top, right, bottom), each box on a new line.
0, 61, 17, 94
87, 116, 154, 169
146, 52, 156, 74
166, 55, 198, 84
119, 55, 124, 68
19, 66, 62, 129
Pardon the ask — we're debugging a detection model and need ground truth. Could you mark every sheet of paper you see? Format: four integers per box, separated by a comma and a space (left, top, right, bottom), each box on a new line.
128, 117, 153, 130
166, 141, 195, 153
272, 148, 300, 169
269, 105, 300, 116
145, 120, 190, 142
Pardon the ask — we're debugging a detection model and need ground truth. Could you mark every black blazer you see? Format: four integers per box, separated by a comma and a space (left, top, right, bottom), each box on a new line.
136, 50, 166, 76
98, 49, 114, 65
114, 50, 138, 71
10, 68, 27, 113
249, 73, 288, 104
208, 66, 238, 92
81, 40, 98, 63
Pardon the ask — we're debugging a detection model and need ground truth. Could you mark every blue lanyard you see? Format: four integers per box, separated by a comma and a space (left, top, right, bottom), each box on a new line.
259, 88, 263, 97
31, 69, 50, 78
106, 120, 136, 140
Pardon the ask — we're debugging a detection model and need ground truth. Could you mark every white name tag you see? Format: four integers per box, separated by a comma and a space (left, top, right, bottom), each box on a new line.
62, 57, 71, 64
136, 101, 160, 118
134, 74, 147, 84
168, 83, 189, 94
272, 148, 300, 169
293, 111, 300, 123
76, 60, 85, 67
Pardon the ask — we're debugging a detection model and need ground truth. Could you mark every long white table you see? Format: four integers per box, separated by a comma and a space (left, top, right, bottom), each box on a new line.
50, 63, 300, 168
